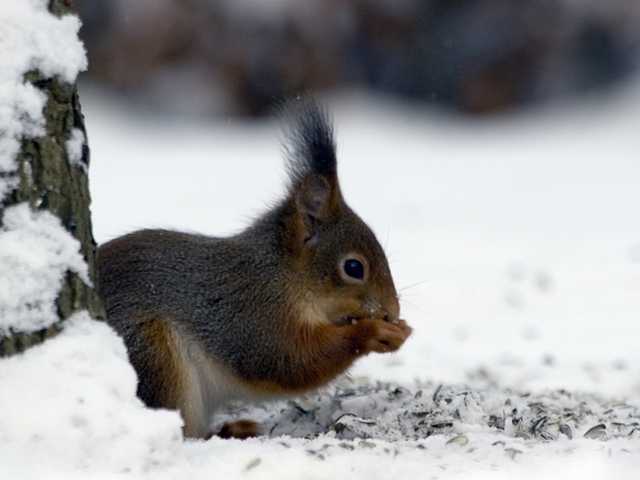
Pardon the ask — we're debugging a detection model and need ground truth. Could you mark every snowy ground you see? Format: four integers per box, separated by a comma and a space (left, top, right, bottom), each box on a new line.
3, 314, 639, 480
3, 81, 640, 479
84, 82, 640, 478
2, 3, 638, 479
88, 83, 640, 397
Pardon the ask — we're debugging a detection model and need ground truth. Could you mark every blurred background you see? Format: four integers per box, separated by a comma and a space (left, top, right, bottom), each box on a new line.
77, 1, 640, 396
78, 0, 640, 117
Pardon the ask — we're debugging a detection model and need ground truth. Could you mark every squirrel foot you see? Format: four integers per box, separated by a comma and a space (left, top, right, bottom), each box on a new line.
217, 419, 260, 440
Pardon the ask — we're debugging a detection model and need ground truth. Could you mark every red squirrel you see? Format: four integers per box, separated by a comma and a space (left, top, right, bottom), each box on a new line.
97, 99, 412, 439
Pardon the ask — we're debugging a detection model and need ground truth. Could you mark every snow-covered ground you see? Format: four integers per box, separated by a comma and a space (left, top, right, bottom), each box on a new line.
3, 3, 639, 479
3, 76, 640, 480
53, 81, 637, 478
88, 83, 640, 397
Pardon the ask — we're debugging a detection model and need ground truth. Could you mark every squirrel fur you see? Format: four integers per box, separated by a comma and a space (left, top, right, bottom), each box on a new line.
97, 99, 412, 439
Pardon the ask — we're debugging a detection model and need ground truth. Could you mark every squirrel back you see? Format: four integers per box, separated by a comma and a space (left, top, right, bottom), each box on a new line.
97, 99, 411, 439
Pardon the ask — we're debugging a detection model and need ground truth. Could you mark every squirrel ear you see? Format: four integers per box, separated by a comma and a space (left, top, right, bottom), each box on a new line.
296, 175, 334, 219
281, 97, 341, 248
291, 174, 340, 246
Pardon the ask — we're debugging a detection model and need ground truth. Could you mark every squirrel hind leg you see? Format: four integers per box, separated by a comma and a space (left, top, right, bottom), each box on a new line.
217, 420, 261, 440
131, 315, 212, 439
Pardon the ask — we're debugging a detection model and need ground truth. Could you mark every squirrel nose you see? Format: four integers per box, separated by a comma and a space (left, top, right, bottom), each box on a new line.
363, 296, 400, 322
383, 300, 400, 323
380, 290, 400, 323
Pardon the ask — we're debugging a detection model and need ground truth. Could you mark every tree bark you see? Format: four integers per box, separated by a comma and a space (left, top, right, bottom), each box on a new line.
0, 0, 104, 357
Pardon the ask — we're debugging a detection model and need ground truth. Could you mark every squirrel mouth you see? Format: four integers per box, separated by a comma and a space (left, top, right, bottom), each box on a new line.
336, 315, 362, 326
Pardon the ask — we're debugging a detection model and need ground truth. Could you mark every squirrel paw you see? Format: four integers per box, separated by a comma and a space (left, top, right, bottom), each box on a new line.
217, 419, 260, 440
357, 318, 412, 354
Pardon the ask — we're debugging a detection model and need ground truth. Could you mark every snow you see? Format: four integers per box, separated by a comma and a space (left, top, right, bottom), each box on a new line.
65, 128, 86, 170
0, 0, 86, 203
1, 0, 639, 478
80, 81, 640, 478
0, 1, 89, 334
2, 6, 640, 470
0, 313, 183, 478
2, 311, 639, 479
0, 204, 90, 334
86, 82, 640, 397
0, 0, 86, 84
217, 380, 640, 443
2, 313, 640, 479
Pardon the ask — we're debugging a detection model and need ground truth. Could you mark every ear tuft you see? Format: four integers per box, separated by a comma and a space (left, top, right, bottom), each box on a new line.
283, 97, 337, 183
279, 97, 341, 251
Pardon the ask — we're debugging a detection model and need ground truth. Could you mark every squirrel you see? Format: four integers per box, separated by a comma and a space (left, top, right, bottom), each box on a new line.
97, 99, 412, 439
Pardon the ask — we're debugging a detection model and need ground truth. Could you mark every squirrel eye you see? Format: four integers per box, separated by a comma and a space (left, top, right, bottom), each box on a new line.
343, 258, 365, 280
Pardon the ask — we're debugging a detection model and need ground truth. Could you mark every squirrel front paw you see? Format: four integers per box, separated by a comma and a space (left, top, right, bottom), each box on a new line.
354, 318, 412, 354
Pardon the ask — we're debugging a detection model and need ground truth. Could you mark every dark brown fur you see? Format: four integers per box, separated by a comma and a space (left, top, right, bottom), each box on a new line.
218, 420, 260, 440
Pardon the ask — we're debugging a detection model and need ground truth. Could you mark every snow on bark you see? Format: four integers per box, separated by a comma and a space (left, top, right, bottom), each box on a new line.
65, 127, 86, 170
0, 6, 183, 474
0, 204, 89, 334
0, 0, 102, 346
0, 0, 87, 201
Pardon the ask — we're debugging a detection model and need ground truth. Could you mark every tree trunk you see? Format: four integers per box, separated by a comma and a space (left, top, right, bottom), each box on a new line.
0, 0, 104, 357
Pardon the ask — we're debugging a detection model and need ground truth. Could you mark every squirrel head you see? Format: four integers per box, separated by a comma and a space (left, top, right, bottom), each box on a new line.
275, 99, 400, 326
